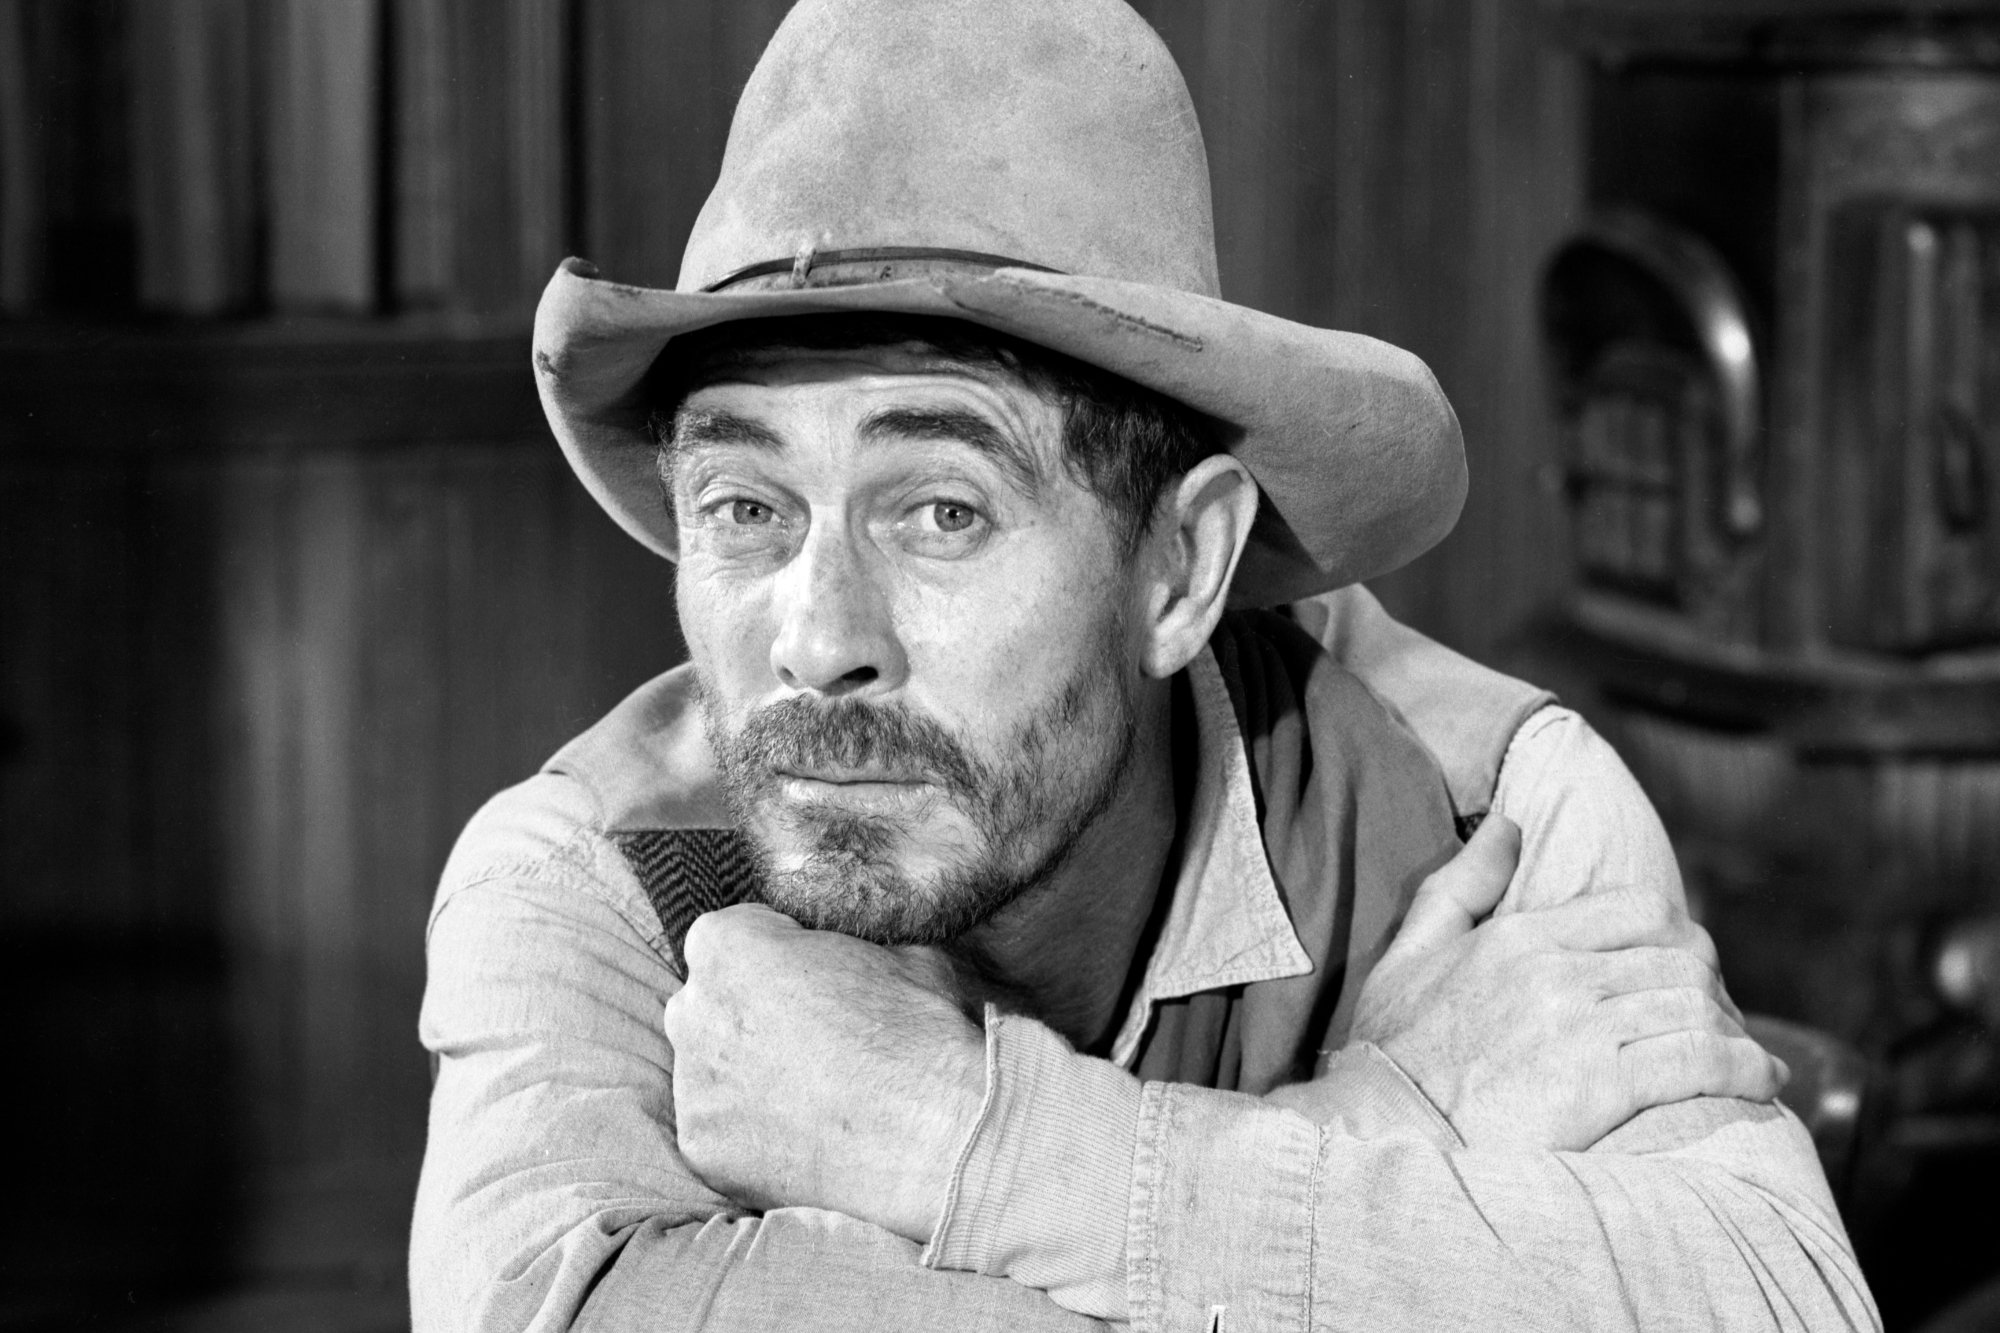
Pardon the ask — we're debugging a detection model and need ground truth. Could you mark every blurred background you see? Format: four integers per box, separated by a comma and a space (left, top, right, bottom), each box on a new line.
2, 0, 1997, 1328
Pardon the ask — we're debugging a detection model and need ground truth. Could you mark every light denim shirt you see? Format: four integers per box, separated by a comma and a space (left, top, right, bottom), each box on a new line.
412, 593, 1879, 1331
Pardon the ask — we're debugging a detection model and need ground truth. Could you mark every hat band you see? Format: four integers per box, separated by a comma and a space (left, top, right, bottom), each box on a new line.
702, 245, 1062, 293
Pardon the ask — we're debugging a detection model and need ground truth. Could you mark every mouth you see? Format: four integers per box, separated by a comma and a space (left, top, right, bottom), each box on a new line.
774, 768, 936, 814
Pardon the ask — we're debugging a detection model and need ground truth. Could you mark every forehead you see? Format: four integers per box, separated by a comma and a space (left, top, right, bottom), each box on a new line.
673, 344, 1064, 450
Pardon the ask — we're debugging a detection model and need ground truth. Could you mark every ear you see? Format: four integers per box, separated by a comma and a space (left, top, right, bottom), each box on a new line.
1136, 454, 1260, 679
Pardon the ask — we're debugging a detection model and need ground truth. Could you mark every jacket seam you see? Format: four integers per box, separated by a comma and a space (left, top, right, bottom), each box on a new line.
435, 817, 670, 959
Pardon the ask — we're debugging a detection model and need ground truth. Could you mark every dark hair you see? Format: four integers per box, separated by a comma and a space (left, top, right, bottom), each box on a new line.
644, 313, 1222, 552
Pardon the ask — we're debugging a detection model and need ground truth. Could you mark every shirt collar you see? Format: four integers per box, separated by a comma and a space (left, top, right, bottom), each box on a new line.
1106, 645, 1314, 1068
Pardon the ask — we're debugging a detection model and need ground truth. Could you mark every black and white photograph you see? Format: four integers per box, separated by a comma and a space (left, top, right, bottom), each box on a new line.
2, 1, 1995, 1329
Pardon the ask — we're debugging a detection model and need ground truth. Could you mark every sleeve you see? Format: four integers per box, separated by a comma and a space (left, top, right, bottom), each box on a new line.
408, 791, 1111, 1333
921, 707, 1882, 1332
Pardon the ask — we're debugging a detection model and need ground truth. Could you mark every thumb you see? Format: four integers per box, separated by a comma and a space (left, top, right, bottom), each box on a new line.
1389, 815, 1522, 955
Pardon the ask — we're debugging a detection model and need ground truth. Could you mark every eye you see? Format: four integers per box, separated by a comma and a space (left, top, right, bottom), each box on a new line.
891, 493, 990, 556
931, 501, 977, 533
730, 498, 775, 526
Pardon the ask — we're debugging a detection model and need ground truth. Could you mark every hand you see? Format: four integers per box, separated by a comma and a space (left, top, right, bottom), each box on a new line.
662, 903, 987, 1240
1349, 816, 1786, 1151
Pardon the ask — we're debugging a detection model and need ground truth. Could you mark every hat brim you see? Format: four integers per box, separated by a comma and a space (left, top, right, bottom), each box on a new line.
532, 257, 1465, 606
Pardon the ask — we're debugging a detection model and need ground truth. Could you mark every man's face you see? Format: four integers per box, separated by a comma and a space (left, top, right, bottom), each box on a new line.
668, 343, 1148, 946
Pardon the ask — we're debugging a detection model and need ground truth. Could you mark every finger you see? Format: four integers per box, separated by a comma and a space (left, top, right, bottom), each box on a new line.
1390, 814, 1522, 954
681, 902, 798, 974
1596, 985, 1744, 1045
1588, 942, 1748, 1030
1540, 887, 1708, 957
1618, 1030, 1790, 1110
1586, 945, 1722, 999
681, 912, 725, 974
662, 989, 691, 1044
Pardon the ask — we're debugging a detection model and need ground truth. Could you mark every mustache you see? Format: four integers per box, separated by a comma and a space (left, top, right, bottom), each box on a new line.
726, 695, 983, 802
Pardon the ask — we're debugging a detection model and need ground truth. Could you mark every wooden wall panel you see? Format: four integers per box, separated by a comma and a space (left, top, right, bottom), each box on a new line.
207, 438, 684, 1183
130, 0, 256, 313
0, 0, 40, 309
578, 0, 790, 289
1326, 0, 1583, 660
423, 0, 571, 313
268, 0, 379, 310
0, 457, 147, 933
1132, 0, 1582, 660
2, 336, 685, 1313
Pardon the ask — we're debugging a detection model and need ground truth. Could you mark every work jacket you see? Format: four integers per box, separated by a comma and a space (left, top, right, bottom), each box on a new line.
411, 587, 1877, 1332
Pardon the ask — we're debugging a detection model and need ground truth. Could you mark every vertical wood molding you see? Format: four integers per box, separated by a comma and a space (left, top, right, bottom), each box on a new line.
438, 0, 568, 314
1326, 0, 1582, 656
215, 454, 308, 1168
580, 0, 787, 287
0, 0, 39, 309
268, 0, 380, 311
391, 0, 453, 305
506, 0, 567, 300
130, 0, 256, 314
581, 0, 711, 288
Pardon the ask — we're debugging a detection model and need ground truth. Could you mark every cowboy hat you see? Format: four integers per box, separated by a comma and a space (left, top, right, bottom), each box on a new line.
533, 0, 1465, 605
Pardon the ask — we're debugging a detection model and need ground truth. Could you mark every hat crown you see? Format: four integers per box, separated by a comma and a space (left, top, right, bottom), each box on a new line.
678, 0, 1220, 297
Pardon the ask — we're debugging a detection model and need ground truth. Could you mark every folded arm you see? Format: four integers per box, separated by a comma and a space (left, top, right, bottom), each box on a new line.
930, 1009, 1873, 1331
919, 710, 1878, 1330
410, 803, 1109, 1333
667, 710, 1878, 1331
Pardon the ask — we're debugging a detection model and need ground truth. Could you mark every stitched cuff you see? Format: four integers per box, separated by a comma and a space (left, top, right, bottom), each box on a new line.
1130, 1081, 1322, 1333
922, 1007, 1140, 1322
1307, 1043, 1466, 1149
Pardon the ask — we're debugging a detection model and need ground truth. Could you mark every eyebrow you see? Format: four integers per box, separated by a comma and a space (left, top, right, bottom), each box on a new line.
659, 407, 786, 485
668, 407, 786, 454
661, 403, 1049, 499
857, 407, 1046, 498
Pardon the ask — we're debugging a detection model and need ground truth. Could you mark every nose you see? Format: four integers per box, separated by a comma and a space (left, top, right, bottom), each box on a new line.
769, 525, 906, 696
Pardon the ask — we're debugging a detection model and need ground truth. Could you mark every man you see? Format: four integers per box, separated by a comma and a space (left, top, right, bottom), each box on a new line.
412, 1, 1879, 1329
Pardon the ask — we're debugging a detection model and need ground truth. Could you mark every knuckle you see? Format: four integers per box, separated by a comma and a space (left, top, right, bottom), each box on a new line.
1666, 948, 1710, 990
1664, 1028, 1705, 1071
681, 912, 722, 966
1670, 985, 1716, 1029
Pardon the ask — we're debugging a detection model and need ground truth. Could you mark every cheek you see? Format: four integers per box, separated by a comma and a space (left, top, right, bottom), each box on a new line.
903, 553, 1127, 728
676, 561, 776, 695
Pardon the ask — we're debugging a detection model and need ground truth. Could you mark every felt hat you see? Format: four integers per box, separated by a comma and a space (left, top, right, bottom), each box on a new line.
533, 0, 1465, 605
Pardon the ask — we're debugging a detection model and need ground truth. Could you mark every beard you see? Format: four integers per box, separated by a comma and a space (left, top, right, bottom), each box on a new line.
698, 626, 1139, 947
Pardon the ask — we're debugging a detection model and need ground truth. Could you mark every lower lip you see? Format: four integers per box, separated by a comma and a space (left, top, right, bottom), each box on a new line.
779, 777, 931, 814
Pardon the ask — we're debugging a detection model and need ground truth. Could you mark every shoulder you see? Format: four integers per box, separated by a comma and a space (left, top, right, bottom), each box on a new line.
1491, 704, 1684, 913
430, 663, 754, 980
1288, 586, 1679, 911
429, 665, 722, 957
1290, 585, 1553, 822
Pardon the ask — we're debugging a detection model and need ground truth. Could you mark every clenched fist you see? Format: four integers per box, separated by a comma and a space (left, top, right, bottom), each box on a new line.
1350, 816, 1787, 1151
662, 904, 987, 1240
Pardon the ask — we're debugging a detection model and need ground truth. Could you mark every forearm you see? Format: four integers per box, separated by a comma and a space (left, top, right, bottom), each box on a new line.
1141, 1081, 1875, 1331
417, 859, 1107, 1332
414, 1183, 1110, 1333
567, 1208, 1110, 1333
930, 1014, 1879, 1333
412, 1049, 1114, 1333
